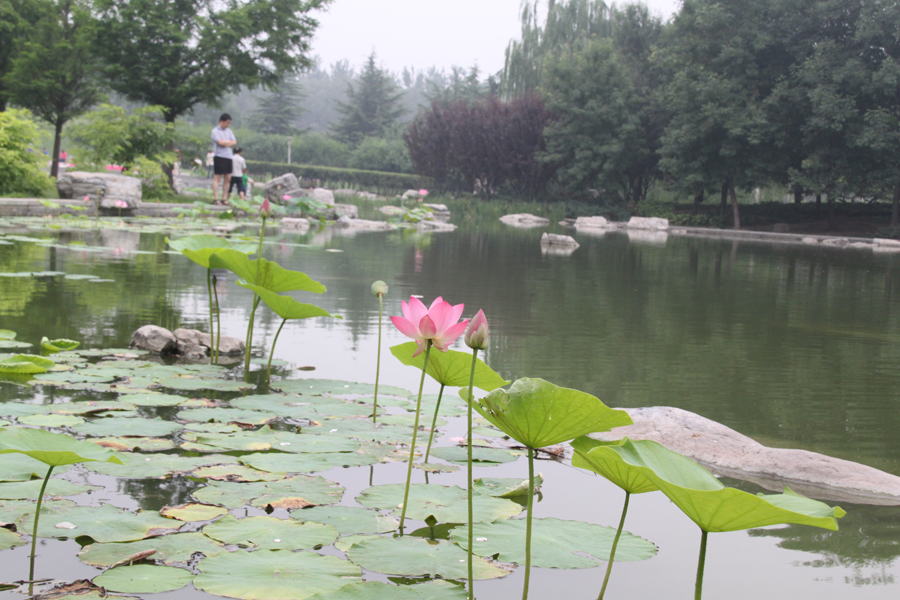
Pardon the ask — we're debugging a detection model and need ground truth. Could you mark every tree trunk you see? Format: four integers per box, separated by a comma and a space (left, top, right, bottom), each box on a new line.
693, 191, 704, 213
892, 183, 900, 227
815, 194, 822, 216
794, 190, 802, 205
164, 115, 177, 192
50, 118, 63, 179
827, 195, 834, 231
728, 179, 740, 230
720, 181, 728, 221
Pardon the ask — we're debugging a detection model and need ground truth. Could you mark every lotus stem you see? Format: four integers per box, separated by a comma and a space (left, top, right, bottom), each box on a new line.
399, 341, 432, 534
206, 268, 215, 363
423, 384, 445, 465
598, 491, 630, 600
523, 446, 535, 600
267, 318, 287, 383
372, 293, 383, 423
212, 274, 221, 364
466, 348, 479, 600
29, 465, 54, 594
695, 529, 709, 600
244, 216, 266, 377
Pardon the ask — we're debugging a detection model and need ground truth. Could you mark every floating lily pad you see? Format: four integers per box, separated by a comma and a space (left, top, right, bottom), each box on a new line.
202, 515, 338, 550
73, 417, 182, 438
94, 564, 193, 593
273, 379, 409, 398
193, 464, 285, 482
0, 479, 98, 499
450, 517, 657, 568
51, 401, 136, 415
346, 537, 511, 580
240, 452, 376, 475
79, 531, 226, 567
117, 393, 188, 407
90, 437, 175, 452
0, 527, 24, 550
0, 354, 54, 374
309, 580, 466, 600
155, 375, 253, 392
414, 462, 459, 473
0, 403, 48, 418
186, 427, 360, 454
0, 340, 32, 349
291, 506, 399, 535
19, 413, 85, 427
193, 475, 344, 509
87, 453, 238, 479
194, 550, 361, 600
0, 453, 70, 481
41, 338, 80, 353
429, 446, 518, 465
176, 407, 278, 426
472, 476, 543, 498
332, 534, 381, 552
160, 503, 229, 522
35, 504, 180, 542
356, 484, 522, 523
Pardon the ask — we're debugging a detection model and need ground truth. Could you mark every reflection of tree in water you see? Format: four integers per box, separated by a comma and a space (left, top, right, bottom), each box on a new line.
120, 475, 202, 512
747, 503, 900, 585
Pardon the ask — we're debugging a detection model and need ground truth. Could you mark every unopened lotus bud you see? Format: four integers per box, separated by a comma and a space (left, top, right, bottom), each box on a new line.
465, 309, 489, 350
259, 198, 272, 219
371, 280, 388, 297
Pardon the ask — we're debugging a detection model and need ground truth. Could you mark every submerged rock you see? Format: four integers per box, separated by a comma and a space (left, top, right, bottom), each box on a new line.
417, 219, 456, 232
592, 406, 900, 506
573, 216, 612, 229
279, 218, 310, 231
130, 325, 177, 355
499, 213, 549, 228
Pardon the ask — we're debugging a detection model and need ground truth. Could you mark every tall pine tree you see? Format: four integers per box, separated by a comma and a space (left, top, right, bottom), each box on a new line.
249, 78, 305, 135
332, 53, 404, 146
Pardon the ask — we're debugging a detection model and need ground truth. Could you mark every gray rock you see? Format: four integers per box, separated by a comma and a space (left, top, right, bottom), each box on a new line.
626, 216, 669, 231
591, 406, 900, 506
322, 203, 358, 220
379, 206, 406, 216
540, 232, 579, 247
177, 340, 208, 360
874, 238, 900, 247
574, 216, 611, 229
335, 189, 382, 201
57, 171, 142, 209
279, 217, 310, 230
309, 187, 335, 206
131, 325, 177, 355
417, 220, 456, 232
802, 237, 820, 244
264, 173, 302, 204
334, 216, 395, 231
402, 189, 425, 199
499, 213, 550, 228
174, 328, 244, 355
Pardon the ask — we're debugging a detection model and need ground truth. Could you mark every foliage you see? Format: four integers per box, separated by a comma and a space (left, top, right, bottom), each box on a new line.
390, 342, 509, 391
332, 52, 405, 146
0, 108, 52, 197
249, 77, 305, 135
3, 0, 103, 176
349, 136, 414, 174
70, 104, 173, 167
93, 0, 329, 123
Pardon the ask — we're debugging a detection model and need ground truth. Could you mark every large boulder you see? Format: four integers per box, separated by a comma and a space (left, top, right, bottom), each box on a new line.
173, 328, 245, 356
626, 216, 669, 230
279, 217, 310, 231
322, 203, 358, 220
592, 406, 900, 506
417, 219, 456, 232
379, 206, 406, 217
499, 213, 549, 228
264, 173, 302, 204
57, 172, 142, 209
309, 187, 335, 206
131, 325, 177, 355
540, 232, 579, 247
574, 216, 612, 229
423, 203, 451, 221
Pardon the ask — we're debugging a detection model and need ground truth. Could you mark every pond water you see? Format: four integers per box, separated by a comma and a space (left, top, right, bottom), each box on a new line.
0, 216, 899, 599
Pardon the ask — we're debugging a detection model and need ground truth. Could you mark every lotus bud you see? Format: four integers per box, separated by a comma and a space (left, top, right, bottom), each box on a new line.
259, 198, 272, 219
371, 280, 388, 297
465, 309, 489, 350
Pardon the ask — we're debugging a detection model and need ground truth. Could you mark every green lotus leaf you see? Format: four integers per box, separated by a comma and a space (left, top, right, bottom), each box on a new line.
160, 503, 229, 522
193, 475, 344, 509
73, 417, 182, 438
94, 564, 193, 593
345, 537, 511, 580
390, 342, 509, 391
240, 451, 376, 474
238, 282, 339, 321
356, 484, 522, 523
428, 446, 518, 465
308, 580, 466, 599
41, 338, 80, 353
35, 504, 181, 542
209, 249, 325, 293
570, 437, 661, 495
0, 479, 98, 499
202, 515, 338, 550
460, 378, 632, 449
290, 506, 399, 535
472, 476, 544, 498
0, 526, 24, 550
50, 401, 136, 415
194, 550, 361, 600
0, 330, 16, 340
18, 413, 85, 427
0, 427, 123, 467
186, 427, 360, 454
333, 534, 381, 552
271, 378, 409, 398
193, 464, 285, 482
0, 404, 47, 418
78, 531, 227, 567
154, 375, 254, 392
451, 517, 657, 569
0, 354, 55, 374
0, 453, 71, 481
116, 393, 189, 407
0, 340, 32, 349
167, 234, 256, 268
572, 437, 845, 532
175, 407, 278, 426
86, 453, 238, 479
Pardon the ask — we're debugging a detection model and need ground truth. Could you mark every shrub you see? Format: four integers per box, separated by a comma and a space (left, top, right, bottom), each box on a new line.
349, 137, 413, 174
0, 109, 53, 197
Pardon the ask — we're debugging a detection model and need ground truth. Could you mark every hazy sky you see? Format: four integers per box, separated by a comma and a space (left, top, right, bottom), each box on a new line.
312, 0, 681, 76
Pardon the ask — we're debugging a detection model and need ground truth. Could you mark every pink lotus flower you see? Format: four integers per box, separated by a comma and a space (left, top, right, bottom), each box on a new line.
282, 194, 291, 201
419, 189, 429, 197
83, 195, 90, 203
113, 200, 128, 209
391, 296, 469, 357
260, 198, 272, 219
465, 309, 488, 350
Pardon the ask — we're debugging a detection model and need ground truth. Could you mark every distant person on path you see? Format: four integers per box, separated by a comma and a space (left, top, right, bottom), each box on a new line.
205, 151, 214, 178
226, 147, 247, 202
211, 114, 236, 205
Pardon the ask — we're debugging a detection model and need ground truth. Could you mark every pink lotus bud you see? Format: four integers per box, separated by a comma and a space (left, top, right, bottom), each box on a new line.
419, 189, 429, 197
83, 195, 90, 203
282, 194, 291, 201
260, 198, 272, 219
465, 309, 488, 350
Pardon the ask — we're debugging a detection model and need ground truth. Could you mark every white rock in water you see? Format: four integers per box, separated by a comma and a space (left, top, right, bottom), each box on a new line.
541, 233, 579, 247
574, 216, 611, 228
499, 213, 550, 228
592, 406, 900, 506
626, 216, 669, 230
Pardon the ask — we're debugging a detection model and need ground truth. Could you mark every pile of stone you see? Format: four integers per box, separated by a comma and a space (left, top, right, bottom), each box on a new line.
130, 325, 244, 359
57, 172, 142, 210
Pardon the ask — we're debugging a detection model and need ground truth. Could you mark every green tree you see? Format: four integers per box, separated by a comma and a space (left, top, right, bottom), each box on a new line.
4, 0, 103, 177
249, 77, 305, 135
93, 0, 329, 124
0, 0, 44, 112
0, 108, 52, 196
332, 53, 405, 146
